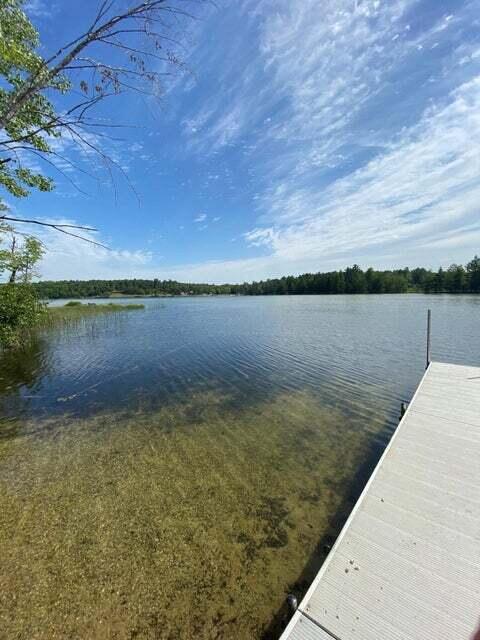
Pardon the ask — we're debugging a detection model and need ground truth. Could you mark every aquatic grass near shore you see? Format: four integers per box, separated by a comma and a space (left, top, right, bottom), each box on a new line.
55, 301, 145, 313
39, 302, 145, 326
0, 301, 145, 351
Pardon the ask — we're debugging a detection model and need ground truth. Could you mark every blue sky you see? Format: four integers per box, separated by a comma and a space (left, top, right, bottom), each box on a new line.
14, 0, 480, 282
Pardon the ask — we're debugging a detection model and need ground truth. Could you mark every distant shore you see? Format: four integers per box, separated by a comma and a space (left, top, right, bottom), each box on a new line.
31, 256, 480, 298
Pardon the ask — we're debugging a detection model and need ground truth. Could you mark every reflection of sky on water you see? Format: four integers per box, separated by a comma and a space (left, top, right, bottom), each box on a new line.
2, 295, 479, 432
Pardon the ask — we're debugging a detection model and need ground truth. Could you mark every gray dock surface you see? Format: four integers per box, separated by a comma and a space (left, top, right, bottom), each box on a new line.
281, 361, 480, 640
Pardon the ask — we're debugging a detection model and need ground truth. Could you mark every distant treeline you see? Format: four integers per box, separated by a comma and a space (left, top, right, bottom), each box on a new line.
33, 256, 480, 299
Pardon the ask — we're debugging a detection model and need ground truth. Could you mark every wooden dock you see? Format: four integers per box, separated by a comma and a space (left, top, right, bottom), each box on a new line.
281, 361, 480, 640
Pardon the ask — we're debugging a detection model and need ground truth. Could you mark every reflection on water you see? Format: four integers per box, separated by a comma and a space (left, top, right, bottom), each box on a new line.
0, 295, 479, 638
2, 295, 480, 427
0, 336, 51, 435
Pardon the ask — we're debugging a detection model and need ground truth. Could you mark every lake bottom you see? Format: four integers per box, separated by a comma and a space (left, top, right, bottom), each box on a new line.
0, 388, 387, 639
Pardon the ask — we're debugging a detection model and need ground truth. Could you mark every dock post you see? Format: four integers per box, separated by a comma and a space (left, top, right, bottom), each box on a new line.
426, 309, 431, 369
286, 594, 298, 616
399, 402, 407, 422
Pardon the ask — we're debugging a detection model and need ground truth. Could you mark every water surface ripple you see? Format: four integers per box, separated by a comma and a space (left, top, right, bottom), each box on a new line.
0, 295, 479, 638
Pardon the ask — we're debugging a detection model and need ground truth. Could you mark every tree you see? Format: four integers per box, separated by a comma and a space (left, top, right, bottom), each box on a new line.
410, 267, 429, 290
0, 227, 45, 347
466, 256, 480, 292
344, 264, 367, 293
445, 264, 466, 293
0, 0, 202, 235
0, 0, 57, 202
434, 266, 445, 293
0, 231, 44, 283
0, 282, 44, 347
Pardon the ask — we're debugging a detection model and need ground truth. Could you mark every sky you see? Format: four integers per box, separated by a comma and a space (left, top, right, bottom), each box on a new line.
10, 0, 480, 283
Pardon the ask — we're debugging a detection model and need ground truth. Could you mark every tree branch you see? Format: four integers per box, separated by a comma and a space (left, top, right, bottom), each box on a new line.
0, 216, 109, 249
0, 1, 196, 130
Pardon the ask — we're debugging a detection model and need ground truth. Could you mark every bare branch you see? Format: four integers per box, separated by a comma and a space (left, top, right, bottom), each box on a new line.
90, 0, 116, 31
0, 217, 96, 230
0, 1, 202, 130
0, 216, 109, 249
20, 148, 92, 197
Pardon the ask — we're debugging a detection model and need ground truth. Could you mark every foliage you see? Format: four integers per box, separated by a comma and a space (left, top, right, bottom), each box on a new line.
0, 229, 44, 347
0, 282, 44, 346
0, 0, 59, 203
0, 232, 44, 282
0, 0, 202, 217
30, 255, 480, 299
466, 256, 480, 292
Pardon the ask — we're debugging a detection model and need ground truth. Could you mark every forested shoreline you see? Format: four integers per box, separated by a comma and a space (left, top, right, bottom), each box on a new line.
33, 256, 480, 298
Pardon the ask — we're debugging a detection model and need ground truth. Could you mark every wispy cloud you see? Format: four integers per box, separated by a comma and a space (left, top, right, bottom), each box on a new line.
183, 0, 421, 155
27, 220, 155, 281
26, 0, 480, 283
24, 0, 56, 18
246, 77, 480, 264
170, 0, 480, 278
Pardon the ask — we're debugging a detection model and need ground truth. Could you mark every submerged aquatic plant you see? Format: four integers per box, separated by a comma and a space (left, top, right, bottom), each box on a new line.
0, 389, 385, 639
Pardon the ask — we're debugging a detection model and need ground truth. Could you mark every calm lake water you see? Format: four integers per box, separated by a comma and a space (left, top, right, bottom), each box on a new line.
0, 295, 479, 639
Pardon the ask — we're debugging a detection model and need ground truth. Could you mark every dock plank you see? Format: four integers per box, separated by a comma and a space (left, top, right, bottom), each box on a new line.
280, 362, 480, 640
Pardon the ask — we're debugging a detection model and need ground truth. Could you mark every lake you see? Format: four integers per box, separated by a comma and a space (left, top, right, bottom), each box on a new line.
0, 294, 479, 639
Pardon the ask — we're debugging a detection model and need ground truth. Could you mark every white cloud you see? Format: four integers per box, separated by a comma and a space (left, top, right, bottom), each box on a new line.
24, 0, 55, 18
183, 0, 421, 156
167, 0, 480, 279
16, 220, 153, 281
24, 0, 480, 284
247, 77, 480, 263
162, 74, 480, 282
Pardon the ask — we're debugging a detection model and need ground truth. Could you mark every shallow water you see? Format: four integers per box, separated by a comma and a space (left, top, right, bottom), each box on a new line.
0, 295, 479, 638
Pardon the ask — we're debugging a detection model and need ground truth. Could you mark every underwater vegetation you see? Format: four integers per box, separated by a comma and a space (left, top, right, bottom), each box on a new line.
0, 389, 384, 639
